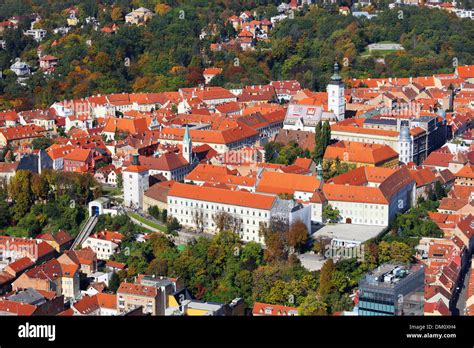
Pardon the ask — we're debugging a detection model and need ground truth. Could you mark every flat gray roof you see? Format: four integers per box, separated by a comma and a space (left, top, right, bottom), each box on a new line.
90, 197, 110, 204
311, 224, 385, 243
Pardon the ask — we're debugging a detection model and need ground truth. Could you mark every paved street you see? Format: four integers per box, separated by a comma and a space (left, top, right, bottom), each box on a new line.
456, 258, 473, 316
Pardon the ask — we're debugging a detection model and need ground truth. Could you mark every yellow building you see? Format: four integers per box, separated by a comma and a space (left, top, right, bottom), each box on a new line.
455, 163, 474, 187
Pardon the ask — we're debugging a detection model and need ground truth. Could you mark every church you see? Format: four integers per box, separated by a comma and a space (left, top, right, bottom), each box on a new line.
283, 62, 346, 132
122, 125, 198, 209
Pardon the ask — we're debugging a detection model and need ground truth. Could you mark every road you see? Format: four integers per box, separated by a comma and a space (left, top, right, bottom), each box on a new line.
456, 258, 472, 316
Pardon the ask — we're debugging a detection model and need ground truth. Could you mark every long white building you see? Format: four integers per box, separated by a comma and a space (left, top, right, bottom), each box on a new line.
167, 183, 311, 244
310, 166, 416, 226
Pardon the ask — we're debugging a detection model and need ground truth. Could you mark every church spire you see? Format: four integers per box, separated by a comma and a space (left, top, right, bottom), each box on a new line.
183, 125, 192, 164
183, 124, 191, 143
316, 161, 323, 181
331, 61, 342, 81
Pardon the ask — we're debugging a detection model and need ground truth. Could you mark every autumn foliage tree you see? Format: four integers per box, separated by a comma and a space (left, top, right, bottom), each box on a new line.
318, 259, 336, 298
287, 220, 309, 253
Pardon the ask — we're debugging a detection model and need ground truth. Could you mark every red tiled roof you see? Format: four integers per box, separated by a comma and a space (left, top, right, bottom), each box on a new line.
409, 167, 438, 187
5, 257, 34, 275
97, 293, 117, 309
117, 282, 158, 297
90, 230, 124, 243
256, 171, 320, 195
139, 153, 189, 171
46, 144, 76, 160
252, 302, 298, 316
0, 300, 37, 315
57, 308, 75, 316
0, 125, 45, 141
103, 117, 149, 134
324, 141, 398, 165
203, 67, 223, 76
456, 65, 474, 79
63, 148, 91, 162
439, 197, 470, 212
168, 182, 276, 210
64, 247, 96, 266
324, 166, 414, 204
73, 295, 100, 314
456, 163, 474, 179
106, 260, 126, 270
424, 299, 450, 315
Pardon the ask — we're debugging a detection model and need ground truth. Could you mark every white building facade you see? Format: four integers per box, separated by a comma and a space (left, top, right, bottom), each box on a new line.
123, 154, 149, 209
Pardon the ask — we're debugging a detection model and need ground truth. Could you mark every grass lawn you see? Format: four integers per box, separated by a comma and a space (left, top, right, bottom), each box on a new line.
128, 212, 167, 232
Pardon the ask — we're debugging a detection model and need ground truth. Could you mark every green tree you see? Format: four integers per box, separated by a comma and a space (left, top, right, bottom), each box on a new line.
148, 206, 161, 220
322, 204, 340, 223
161, 209, 168, 223
264, 141, 282, 163
9, 170, 34, 220
313, 121, 324, 162
434, 181, 446, 200
322, 121, 331, 150
108, 272, 121, 293
167, 217, 180, 233
299, 291, 328, 315
32, 137, 54, 150
319, 259, 335, 297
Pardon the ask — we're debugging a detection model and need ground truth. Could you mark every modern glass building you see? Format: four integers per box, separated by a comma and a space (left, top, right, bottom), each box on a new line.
358, 263, 425, 316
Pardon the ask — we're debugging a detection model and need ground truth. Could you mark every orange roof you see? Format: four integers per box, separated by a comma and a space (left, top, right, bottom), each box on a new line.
331, 119, 398, 137
252, 302, 298, 316
106, 260, 126, 269
97, 293, 117, 309
73, 295, 100, 314
409, 167, 438, 187
159, 125, 258, 145
186, 164, 237, 181
117, 282, 158, 297
46, 144, 75, 160
424, 299, 450, 315
294, 157, 314, 170
238, 29, 253, 37
324, 141, 398, 165
63, 148, 91, 162
64, 247, 96, 266
90, 230, 124, 243
5, 257, 34, 274
0, 300, 37, 315
423, 151, 454, 168
58, 308, 75, 316
456, 65, 474, 79
123, 156, 148, 173
256, 171, 320, 195
103, 117, 148, 134
323, 183, 389, 204
324, 166, 414, 204
456, 163, 474, 179
439, 197, 470, 212
137, 153, 189, 172
203, 67, 223, 76
0, 124, 45, 141
449, 185, 473, 200
168, 182, 276, 210
331, 118, 425, 138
